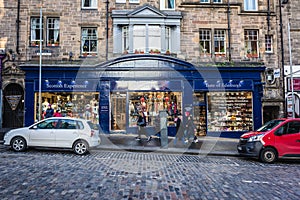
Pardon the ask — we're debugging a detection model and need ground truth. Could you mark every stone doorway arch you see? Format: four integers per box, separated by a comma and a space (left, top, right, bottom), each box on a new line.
3, 83, 24, 128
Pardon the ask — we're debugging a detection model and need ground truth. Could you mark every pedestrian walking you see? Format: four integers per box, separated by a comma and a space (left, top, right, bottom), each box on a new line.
173, 114, 185, 145
184, 112, 198, 143
136, 110, 151, 141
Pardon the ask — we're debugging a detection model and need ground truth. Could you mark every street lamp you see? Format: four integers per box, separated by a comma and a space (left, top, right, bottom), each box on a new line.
38, 5, 42, 121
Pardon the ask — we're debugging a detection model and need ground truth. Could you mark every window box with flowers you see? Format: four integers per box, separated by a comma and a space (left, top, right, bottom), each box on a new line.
31, 41, 40, 47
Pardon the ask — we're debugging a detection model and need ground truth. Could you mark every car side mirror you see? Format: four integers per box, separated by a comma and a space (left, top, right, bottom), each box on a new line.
31, 125, 38, 129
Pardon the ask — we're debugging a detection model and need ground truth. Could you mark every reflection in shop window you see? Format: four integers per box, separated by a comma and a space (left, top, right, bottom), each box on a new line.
128, 92, 182, 128
35, 92, 99, 124
207, 92, 253, 132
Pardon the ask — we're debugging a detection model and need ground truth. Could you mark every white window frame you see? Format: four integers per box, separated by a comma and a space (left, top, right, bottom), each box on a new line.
116, 0, 126, 3
47, 18, 60, 46
200, 0, 209, 3
82, 0, 97, 9
214, 29, 226, 54
244, 0, 258, 11
81, 28, 98, 56
160, 0, 175, 10
214, 0, 222, 3
199, 29, 211, 54
30, 17, 43, 46
122, 26, 129, 53
265, 35, 273, 53
244, 29, 259, 57
129, 0, 139, 3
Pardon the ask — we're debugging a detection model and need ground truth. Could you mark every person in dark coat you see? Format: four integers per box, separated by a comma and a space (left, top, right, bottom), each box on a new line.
174, 114, 184, 145
45, 104, 54, 118
136, 110, 152, 141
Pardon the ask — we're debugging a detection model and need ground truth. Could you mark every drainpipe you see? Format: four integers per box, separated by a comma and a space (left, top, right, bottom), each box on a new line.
227, 0, 231, 61
279, 0, 286, 117
16, 0, 20, 54
105, 0, 109, 61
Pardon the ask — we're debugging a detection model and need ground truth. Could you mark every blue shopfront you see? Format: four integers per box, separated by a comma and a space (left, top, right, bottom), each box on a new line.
20, 55, 265, 138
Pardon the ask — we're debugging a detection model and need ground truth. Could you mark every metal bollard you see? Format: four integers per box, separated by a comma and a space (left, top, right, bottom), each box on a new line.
159, 110, 168, 149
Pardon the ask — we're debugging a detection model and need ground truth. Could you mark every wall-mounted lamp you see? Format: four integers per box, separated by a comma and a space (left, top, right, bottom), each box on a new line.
266, 68, 276, 84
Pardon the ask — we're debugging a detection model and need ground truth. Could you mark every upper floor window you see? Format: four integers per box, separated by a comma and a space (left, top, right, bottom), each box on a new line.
244, 0, 257, 11
82, 0, 97, 9
200, 0, 221, 2
116, 0, 126, 3
199, 29, 211, 54
81, 28, 98, 56
160, 0, 175, 10
30, 17, 43, 46
245, 30, 259, 58
265, 35, 273, 53
129, 0, 139, 3
214, 30, 226, 54
47, 18, 60, 46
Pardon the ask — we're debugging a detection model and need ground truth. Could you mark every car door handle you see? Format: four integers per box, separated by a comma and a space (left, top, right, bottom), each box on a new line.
296, 139, 300, 143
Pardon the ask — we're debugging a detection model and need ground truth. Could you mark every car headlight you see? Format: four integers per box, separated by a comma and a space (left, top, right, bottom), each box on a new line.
248, 134, 264, 142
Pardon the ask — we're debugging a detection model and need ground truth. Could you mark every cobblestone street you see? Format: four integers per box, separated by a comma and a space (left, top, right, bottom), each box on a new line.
0, 147, 299, 200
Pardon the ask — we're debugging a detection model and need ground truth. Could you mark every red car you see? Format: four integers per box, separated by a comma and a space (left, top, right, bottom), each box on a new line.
237, 118, 300, 163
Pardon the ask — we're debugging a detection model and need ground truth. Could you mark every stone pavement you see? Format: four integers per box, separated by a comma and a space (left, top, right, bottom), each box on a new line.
97, 134, 239, 156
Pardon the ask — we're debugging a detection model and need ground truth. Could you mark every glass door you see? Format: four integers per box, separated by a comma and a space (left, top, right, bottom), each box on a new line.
111, 92, 126, 131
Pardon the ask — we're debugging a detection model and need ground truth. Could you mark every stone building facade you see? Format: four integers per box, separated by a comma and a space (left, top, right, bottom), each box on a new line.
0, 0, 285, 129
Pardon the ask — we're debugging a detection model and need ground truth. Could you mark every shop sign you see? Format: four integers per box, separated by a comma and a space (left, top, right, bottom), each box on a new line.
5, 95, 22, 110
194, 80, 253, 91
35, 49, 53, 56
35, 80, 99, 91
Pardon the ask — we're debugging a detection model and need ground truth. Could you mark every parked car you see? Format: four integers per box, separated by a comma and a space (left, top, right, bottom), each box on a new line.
3, 117, 101, 155
237, 118, 300, 163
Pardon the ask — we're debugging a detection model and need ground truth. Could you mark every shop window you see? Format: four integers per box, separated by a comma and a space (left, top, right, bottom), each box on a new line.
81, 28, 98, 56
160, 0, 175, 10
30, 17, 44, 47
35, 92, 99, 124
214, 29, 226, 55
265, 35, 273, 53
199, 29, 211, 54
207, 92, 253, 132
82, 0, 97, 8
47, 18, 60, 46
128, 92, 182, 128
244, 0, 257, 11
244, 30, 259, 58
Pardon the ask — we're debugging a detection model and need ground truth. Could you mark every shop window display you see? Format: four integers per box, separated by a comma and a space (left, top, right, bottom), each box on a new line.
192, 92, 207, 136
207, 92, 253, 132
128, 92, 182, 128
35, 92, 99, 123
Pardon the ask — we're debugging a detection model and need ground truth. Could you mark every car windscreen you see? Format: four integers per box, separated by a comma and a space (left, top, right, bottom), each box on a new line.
256, 119, 284, 132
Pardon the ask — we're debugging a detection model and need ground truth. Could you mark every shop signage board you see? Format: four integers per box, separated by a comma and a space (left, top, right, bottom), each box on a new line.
34, 79, 100, 91
194, 80, 253, 91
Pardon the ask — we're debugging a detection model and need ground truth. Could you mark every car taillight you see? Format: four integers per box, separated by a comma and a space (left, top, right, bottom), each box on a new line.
90, 130, 95, 137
